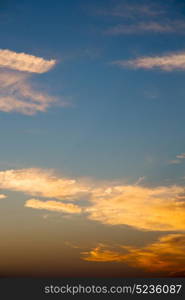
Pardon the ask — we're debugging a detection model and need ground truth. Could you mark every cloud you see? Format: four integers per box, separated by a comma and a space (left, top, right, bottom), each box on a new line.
97, 3, 164, 18
0, 71, 57, 115
81, 234, 185, 276
1, 168, 185, 232
0, 70, 26, 87
0, 168, 90, 200
87, 185, 185, 231
82, 243, 125, 262
25, 199, 82, 214
105, 21, 185, 35
0, 194, 7, 199
176, 153, 185, 159
0, 49, 56, 73
113, 52, 185, 71
0, 49, 62, 115
169, 153, 185, 165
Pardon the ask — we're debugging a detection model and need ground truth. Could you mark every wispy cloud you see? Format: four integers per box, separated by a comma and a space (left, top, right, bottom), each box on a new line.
97, 3, 164, 18
0, 72, 57, 115
176, 153, 185, 159
169, 152, 185, 164
0, 49, 56, 73
0, 49, 62, 115
113, 52, 185, 71
98, 2, 185, 37
25, 199, 82, 214
81, 234, 185, 276
105, 20, 185, 35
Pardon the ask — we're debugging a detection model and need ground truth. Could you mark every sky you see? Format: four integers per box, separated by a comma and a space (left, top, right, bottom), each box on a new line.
0, 0, 185, 277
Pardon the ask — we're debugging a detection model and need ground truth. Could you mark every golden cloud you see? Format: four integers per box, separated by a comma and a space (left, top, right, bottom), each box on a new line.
82, 234, 185, 275
82, 244, 126, 262
0, 168, 90, 200
25, 199, 82, 213
87, 185, 185, 231
0, 194, 7, 199
1, 168, 185, 232
0, 49, 56, 73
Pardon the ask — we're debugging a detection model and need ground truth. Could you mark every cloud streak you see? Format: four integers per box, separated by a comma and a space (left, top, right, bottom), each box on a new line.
25, 199, 82, 213
81, 234, 185, 276
97, 3, 164, 18
0, 49, 62, 115
113, 52, 185, 71
105, 21, 185, 35
0, 71, 57, 115
169, 152, 185, 164
0, 49, 56, 73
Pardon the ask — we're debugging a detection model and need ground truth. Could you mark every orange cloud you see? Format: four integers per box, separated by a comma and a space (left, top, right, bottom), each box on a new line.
0, 49, 56, 73
88, 185, 185, 231
1, 168, 185, 232
82, 234, 185, 275
0, 194, 7, 199
25, 199, 82, 213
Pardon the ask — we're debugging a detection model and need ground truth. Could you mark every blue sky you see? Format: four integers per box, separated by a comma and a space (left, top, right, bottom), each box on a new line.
1, 0, 185, 277
0, 0, 185, 184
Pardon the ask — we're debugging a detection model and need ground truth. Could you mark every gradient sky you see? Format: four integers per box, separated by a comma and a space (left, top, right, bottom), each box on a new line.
0, 0, 185, 277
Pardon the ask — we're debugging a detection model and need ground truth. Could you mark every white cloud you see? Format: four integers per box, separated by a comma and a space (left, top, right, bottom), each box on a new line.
0, 49, 63, 115
176, 153, 185, 159
169, 159, 181, 165
98, 3, 164, 18
0, 71, 57, 115
113, 52, 185, 71
0, 49, 56, 73
169, 152, 185, 165
25, 199, 82, 214
105, 21, 185, 35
